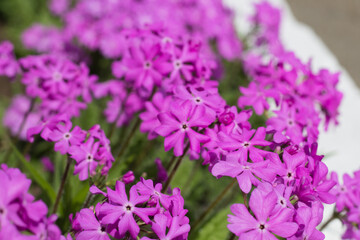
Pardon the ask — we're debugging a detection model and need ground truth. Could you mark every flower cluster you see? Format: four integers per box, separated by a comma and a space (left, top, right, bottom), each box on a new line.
331, 171, 360, 239
241, 2, 342, 144
3, 95, 41, 140
3, 53, 98, 141
30, 118, 114, 180
37, 0, 241, 60
69, 178, 190, 240
0, 0, 347, 240
19, 54, 97, 118
22, 25, 85, 62
0, 164, 61, 239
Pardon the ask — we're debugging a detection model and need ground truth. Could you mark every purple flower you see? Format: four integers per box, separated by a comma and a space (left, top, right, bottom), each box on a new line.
266, 103, 304, 145
99, 33, 126, 59
21, 24, 65, 53
173, 85, 226, 121
275, 149, 306, 183
49, 120, 86, 154
155, 100, 212, 156
218, 127, 270, 162
49, 0, 69, 16
104, 92, 143, 128
296, 162, 336, 205
155, 158, 168, 184
69, 137, 100, 181
218, 107, 252, 135
212, 155, 276, 193
3, 95, 41, 140
99, 181, 158, 239
75, 208, 110, 240
289, 202, 324, 240
228, 186, 298, 239
238, 82, 277, 115
41, 157, 54, 172
119, 39, 172, 93
27, 114, 68, 143
331, 172, 357, 212
141, 214, 190, 240
140, 92, 172, 140
0, 41, 19, 79
122, 171, 135, 184
135, 178, 165, 206
0, 165, 61, 239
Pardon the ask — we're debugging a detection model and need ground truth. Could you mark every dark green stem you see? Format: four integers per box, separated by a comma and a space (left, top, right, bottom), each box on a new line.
52, 156, 72, 214
162, 143, 190, 193
228, 233, 236, 240
166, 154, 177, 171
242, 191, 249, 210
132, 140, 155, 171
191, 178, 237, 232
319, 210, 339, 231
113, 116, 141, 168
111, 87, 157, 169
182, 160, 200, 197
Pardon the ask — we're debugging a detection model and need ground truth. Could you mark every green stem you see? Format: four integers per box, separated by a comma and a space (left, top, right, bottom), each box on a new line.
319, 210, 339, 231
228, 233, 236, 240
191, 178, 237, 232
132, 140, 155, 171
166, 154, 177, 171
162, 143, 190, 193
52, 156, 72, 214
111, 87, 157, 169
182, 160, 200, 197
112, 116, 141, 168
242, 191, 249, 210
82, 192, 94, 209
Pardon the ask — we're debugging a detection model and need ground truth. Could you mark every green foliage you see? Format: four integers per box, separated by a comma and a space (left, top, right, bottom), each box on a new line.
192, 192, 243, 240
0, 0, 61, 56
218, 59, 249, 106
195, 206, 231, 240
7, 136, 57, 204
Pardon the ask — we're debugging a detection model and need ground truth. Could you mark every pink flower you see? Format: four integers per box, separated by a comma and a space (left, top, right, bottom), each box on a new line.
141, 214, 190, 240
49, 120, 86, 154
140, 92, 172, 140
238, 82, 277, 115
155, 101, 212, 156
99, 181, 158, 239
120, 39, 172, 94
69, 137, 100, 181
0, 41, 19, 79
228, 186, 298, 239
169, 43, 197, 84
218, 127, 270, 162
173, 85, 226, 121
75, 208, 110, 240
212, 156, 276, 193
289, 202, 324, 240
266, 103, 304, 144
122, 171, 135, 184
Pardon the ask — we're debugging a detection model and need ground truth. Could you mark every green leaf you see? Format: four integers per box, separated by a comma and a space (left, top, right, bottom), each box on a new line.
195, 206, 231, 240
7, 136, 57, 204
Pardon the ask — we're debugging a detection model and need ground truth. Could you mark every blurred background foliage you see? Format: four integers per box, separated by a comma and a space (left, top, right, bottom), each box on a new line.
0, 0, 61, 56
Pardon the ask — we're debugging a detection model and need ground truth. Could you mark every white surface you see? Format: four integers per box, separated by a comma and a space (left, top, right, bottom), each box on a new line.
224, 0, 360, 239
